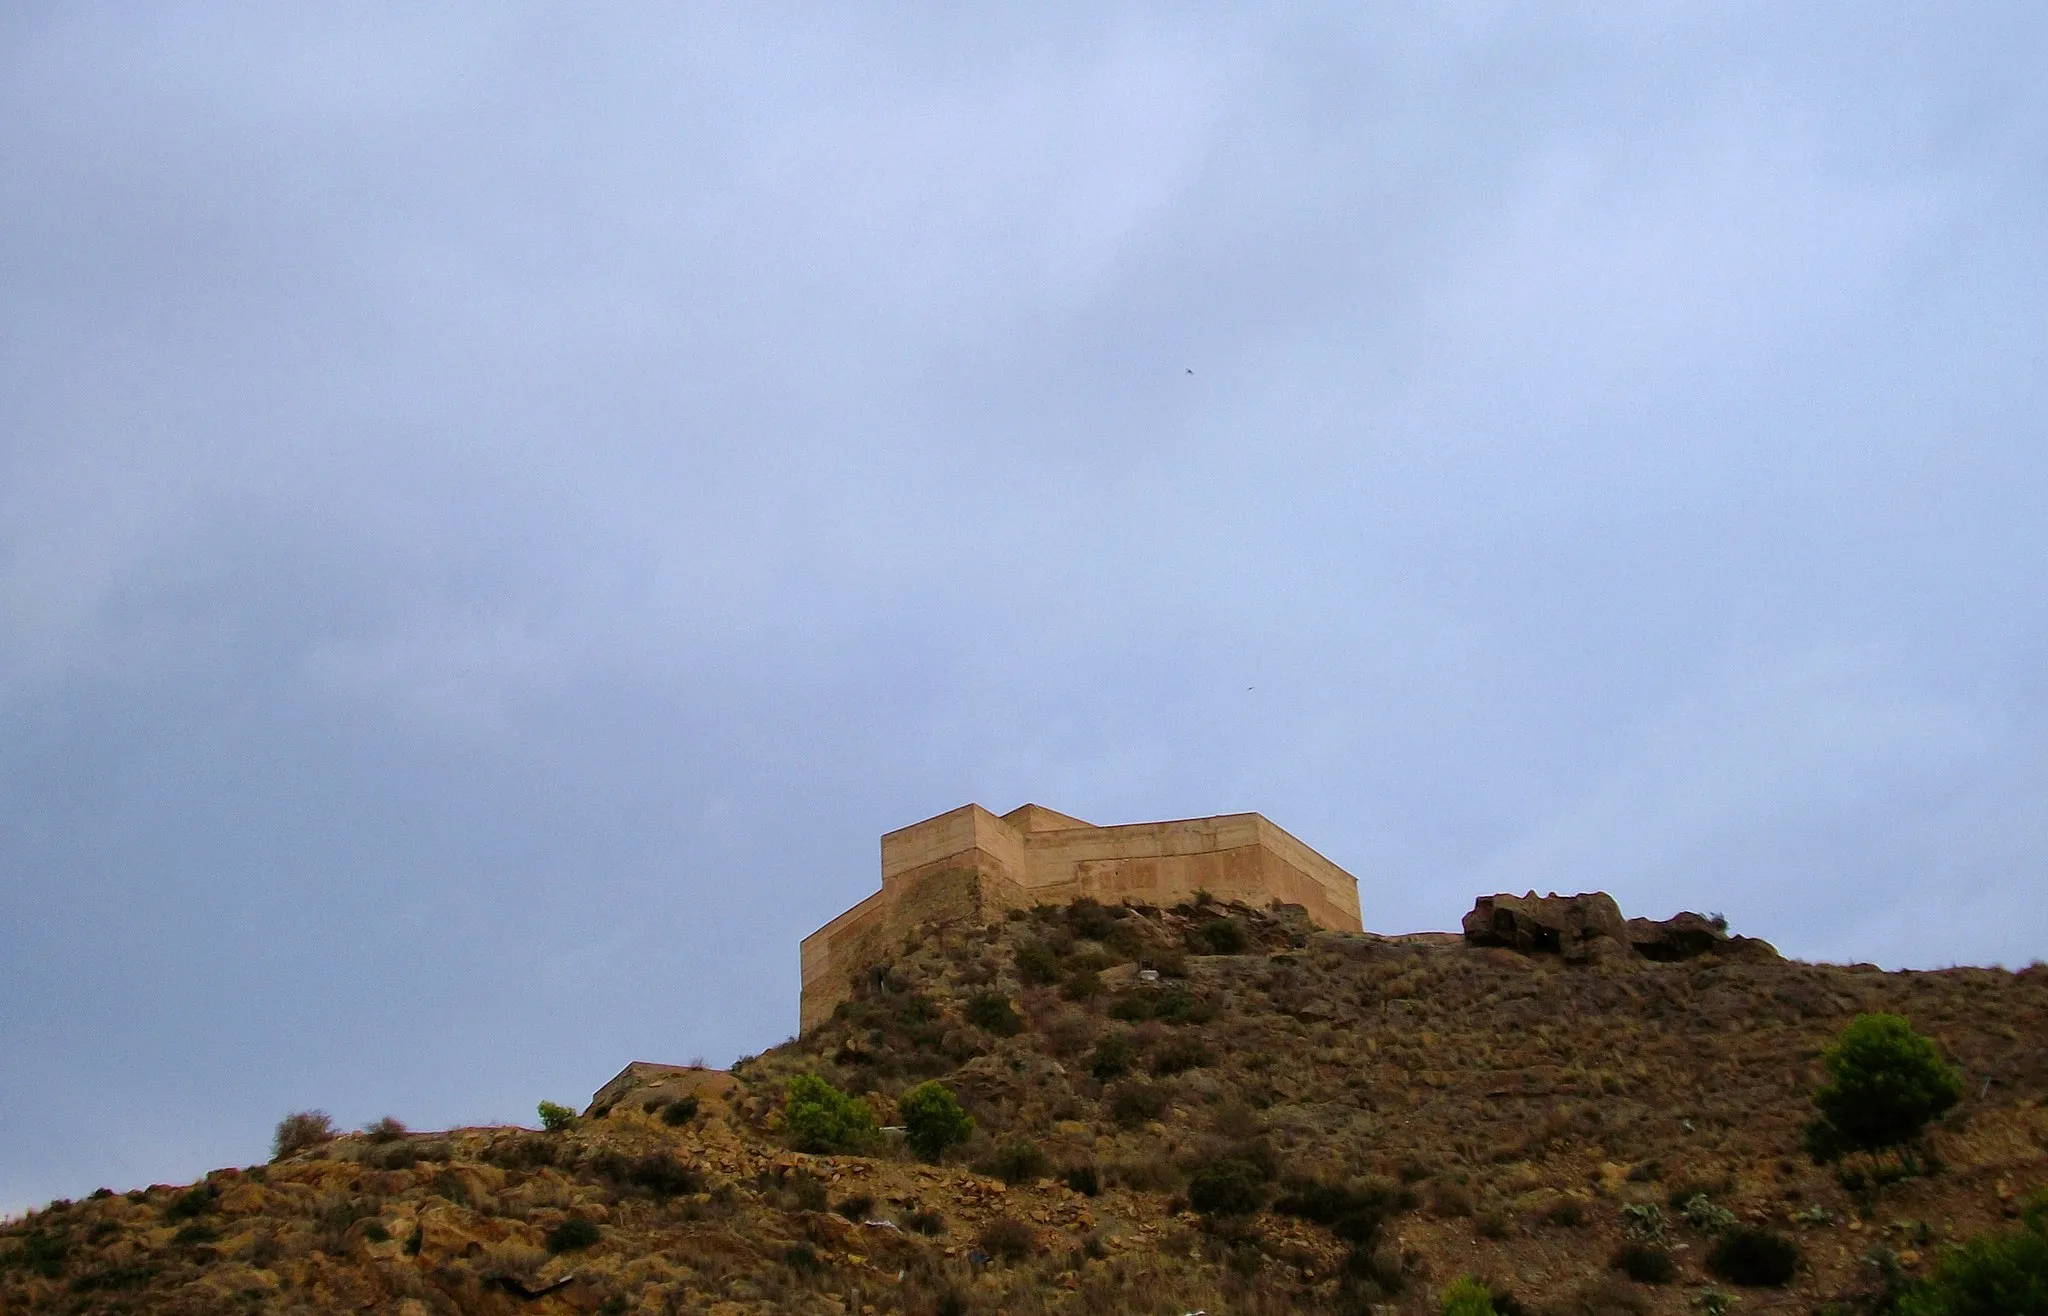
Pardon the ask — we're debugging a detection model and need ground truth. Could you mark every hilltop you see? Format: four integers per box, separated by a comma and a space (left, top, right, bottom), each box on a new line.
4, 895, 2045, 1315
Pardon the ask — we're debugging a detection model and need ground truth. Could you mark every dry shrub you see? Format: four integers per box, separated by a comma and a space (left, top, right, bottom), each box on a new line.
1106, 1079, 1171, 1128
1429, 1182, 1476, 1218
1044, 1012, 1097, 1057
977, 1216, 1038, 1263
1105, 1153, 1180, 1193
363, 1116, 408, 1144
272, 1111, 336, 1160
1565, 1274, 1650, 1315
471, 1239, 548, 1285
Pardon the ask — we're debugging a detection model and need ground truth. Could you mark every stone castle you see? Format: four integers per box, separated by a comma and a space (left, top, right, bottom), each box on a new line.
799, 803, 1362, 1030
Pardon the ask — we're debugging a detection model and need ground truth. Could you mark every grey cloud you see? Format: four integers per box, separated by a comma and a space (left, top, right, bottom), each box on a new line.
4, 4, 2046, 1214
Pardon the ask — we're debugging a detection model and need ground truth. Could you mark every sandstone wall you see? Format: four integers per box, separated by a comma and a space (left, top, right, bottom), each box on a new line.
799, 803, 1362, 1032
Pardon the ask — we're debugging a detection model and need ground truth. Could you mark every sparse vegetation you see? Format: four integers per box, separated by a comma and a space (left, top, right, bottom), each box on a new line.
978, 1139, 1049, 1186
964, 991, 1024, 1036
1188, 916, 1249, 955
1105, 1078, 1170, 1127
11, 895, 2048, 1316
1442, 1274, 1501, 1316
363, 1115, 408, 1143
271, 1110, 336, 1159
1088, 1032, 1135, 1079
976, 1215, 1037, 1262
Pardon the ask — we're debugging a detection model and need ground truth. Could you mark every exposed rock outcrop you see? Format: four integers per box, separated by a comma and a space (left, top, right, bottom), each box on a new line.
1463, 892, 1779, 963
1627, 911, 1780, 963
1462, 891, 1630, 963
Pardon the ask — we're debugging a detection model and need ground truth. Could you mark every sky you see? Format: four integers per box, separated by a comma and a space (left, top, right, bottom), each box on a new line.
3, 3, 2045, 1216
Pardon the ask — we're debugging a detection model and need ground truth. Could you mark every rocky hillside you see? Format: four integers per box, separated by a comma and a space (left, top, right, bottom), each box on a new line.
4, 895, 2045, 1315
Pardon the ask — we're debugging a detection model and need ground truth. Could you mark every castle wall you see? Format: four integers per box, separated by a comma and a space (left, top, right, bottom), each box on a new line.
799, 804, 1362, 1032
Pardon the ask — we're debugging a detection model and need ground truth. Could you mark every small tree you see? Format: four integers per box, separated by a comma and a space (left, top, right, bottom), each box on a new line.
272, 1110, 336, 1160
898, 1081, 974, 1161
1807, 1014, 1964, 1161
784, 1073, 877, 1154
537, 1100, 578, 1132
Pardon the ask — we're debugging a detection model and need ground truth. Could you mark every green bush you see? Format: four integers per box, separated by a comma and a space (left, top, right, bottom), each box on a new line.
1807, 1014, 1963, 1160
1015, 940, 1063, 985
979, 1140, 1050, 1185
164, 1184, 217, 1222
1706, 1225, 1801, 1287
1061, 967, 1103, 1001
898, 1081, 975, 1161
1089, 1033, 1135, 1079
1107, 985, 1215, 1025
546, 1217, 601, 1253
1441, 1275, 1499, 1316
1188, 1158, 1268, 1218
1273, 1176, 1412, 1247
1106, 1079, 1170, 1127
1149, 1036, 1212, 1076
537, 1100, 578, 1132
661, 1094, 700, 1126
1066, 897, 1121, 943
619, 1151, 703, 1199
272, 1110, 336, 1160
784, 1074, 877, 1154
1063, 1163, 1101, 1197
964, 992, 1024, 1036
1893, 1210, 2048, 1316
1189, 917, 1249, 955
1674, 1191, 1737, 1234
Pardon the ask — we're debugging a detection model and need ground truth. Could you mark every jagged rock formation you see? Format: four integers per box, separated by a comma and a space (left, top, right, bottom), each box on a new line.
1463, 891, 1780, 964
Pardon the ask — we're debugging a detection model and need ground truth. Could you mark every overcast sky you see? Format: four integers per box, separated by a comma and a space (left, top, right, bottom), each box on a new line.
4, 3, 2045, 1216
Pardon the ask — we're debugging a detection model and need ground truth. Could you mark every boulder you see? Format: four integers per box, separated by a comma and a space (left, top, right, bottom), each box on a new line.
1626, 912, 1779, 963
1462, 892, 1630, 962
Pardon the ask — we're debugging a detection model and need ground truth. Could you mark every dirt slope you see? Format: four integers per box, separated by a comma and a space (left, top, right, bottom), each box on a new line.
4, 896, 2044, 1314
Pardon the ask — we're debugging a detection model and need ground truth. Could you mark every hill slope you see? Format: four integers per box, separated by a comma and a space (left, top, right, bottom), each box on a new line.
5, 896, 2045, 1314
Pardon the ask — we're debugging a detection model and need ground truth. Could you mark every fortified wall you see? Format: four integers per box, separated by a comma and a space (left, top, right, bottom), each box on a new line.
799, 803, 1362, 1031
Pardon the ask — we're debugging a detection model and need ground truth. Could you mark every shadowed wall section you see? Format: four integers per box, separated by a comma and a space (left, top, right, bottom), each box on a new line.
799, 804, 1362, 1031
